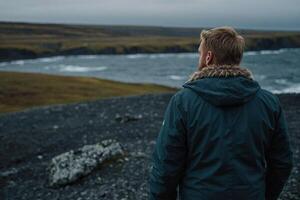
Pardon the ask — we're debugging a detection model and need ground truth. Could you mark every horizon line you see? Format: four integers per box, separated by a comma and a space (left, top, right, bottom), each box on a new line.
1, 20, 300, 32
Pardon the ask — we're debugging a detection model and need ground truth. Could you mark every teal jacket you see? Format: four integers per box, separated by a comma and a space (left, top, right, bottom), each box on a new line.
149, 76, 293, 200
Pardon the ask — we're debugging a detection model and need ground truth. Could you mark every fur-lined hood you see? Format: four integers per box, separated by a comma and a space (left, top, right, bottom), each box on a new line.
182, 65, 260, 106
186, 64, 255, 83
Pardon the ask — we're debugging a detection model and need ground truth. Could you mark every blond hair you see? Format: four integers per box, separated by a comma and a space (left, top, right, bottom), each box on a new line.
200, 26, 245, 66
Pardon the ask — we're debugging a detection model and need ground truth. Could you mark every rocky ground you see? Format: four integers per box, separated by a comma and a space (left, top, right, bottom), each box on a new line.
0, 92, 299, 200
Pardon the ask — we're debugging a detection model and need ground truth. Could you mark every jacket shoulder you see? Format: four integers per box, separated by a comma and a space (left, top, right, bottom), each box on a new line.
171, 88, 205, 119
171, 88, 204, 107
173, 87, 201, 101
257, 88, 280, 104
256, 88, 282, 113
168, 87, 198, 110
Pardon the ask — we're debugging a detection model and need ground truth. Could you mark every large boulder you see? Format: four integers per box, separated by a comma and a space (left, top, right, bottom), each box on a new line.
48, 139, 124, 187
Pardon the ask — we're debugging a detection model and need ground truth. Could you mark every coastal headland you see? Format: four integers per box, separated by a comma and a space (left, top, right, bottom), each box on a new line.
1, 22, 300, 61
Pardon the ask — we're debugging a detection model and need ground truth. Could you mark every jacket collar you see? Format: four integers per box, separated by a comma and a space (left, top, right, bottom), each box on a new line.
182, 64, 260, 106
186, 64, 254, 83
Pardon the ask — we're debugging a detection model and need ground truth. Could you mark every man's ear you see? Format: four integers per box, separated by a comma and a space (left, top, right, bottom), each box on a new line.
206, 51, 214, 65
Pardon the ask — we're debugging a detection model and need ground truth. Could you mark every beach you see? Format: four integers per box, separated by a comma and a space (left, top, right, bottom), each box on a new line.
0, 92, 299, 199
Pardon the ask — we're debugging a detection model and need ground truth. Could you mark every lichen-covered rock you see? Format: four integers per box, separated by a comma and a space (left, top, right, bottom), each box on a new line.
48, 139, 124, 187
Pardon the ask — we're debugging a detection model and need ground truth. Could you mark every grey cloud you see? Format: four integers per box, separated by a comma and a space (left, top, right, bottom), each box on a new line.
0, 0, 299, 30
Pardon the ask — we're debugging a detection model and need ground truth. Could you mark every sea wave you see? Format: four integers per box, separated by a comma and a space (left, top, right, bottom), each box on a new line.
9, 60, 25, 65
149, 53, 178, 59
244, 51, 259, 56
58, 65, 107, 72
125, 53, 198, 59
176, 53, 198, 58
168, 75, 185, 80
269, 83, 300, 94
76, 55, 99, 59
36, 56, 65, 63
0, 62, 7, 67
126, 54, 147, 59
253, 74, 267, 80
0, 56, 65, 66
260, 49, 287, 55
244, 49, 288, 56
274, 78, 289, 85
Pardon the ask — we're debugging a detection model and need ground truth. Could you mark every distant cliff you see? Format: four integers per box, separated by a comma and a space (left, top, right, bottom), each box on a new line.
1, 22, 300, 61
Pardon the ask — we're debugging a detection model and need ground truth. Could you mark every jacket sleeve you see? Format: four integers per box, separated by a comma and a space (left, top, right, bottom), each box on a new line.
149, 93, 188, 200
265, 100, 293, 200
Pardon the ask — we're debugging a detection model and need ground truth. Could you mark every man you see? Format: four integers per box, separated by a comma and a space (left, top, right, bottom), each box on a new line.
149, 27, 293, 200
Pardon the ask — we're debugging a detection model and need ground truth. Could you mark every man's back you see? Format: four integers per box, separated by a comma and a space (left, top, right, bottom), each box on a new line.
149, 72, 293, 200
149, 26, 293, 200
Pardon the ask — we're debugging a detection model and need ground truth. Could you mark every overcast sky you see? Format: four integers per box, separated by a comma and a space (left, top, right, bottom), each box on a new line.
0, 0, 299, 30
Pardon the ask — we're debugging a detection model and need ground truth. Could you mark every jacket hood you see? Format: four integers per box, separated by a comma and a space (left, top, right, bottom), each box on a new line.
182, 65, 261, 106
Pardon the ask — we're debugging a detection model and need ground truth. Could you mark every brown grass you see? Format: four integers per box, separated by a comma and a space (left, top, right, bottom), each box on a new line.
0, 71, 178, 114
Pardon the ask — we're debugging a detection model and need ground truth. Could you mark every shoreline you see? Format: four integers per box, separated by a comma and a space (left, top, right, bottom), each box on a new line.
0, 47, 300, 63
1, 46, 300, 63
0, 71, 299, 115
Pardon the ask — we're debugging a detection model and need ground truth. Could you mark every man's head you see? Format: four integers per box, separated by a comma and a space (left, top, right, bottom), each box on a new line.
198, 26, 245, 70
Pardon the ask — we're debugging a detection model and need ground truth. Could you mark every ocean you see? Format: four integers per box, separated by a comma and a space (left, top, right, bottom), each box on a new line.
0, 48, 300, 94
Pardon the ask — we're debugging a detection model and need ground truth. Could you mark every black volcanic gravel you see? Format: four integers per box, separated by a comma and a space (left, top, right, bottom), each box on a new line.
0, 92, 299, 200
